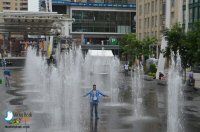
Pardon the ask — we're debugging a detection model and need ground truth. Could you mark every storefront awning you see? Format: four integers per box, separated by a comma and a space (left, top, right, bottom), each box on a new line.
88, 50, 114, 57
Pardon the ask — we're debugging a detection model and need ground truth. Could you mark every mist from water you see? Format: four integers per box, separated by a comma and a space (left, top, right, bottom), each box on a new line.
167, 55, 184, 132
132, 65, 144, 119
156, 0, 171, 79
23, 47, 120, 131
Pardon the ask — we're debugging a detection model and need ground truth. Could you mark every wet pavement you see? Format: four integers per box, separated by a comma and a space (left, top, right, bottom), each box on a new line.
0, 69, 200, 132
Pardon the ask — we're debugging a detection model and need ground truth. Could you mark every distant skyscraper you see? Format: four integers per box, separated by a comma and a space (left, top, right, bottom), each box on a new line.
136, 0, 183, 58
136, 0, 183, 41
0, 0, 28, 11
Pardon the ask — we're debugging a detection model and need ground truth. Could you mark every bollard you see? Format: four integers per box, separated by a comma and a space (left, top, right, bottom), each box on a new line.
0, 79, 2, 84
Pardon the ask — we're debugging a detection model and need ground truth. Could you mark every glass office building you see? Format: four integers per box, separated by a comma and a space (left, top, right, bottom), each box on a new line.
76, 0, 135, 4
72, 10, 135, 33
52, 0, 136, 48
183, 0, 200, 29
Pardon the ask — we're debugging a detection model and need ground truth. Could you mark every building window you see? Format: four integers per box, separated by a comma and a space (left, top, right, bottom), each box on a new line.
155, 16, 157, 27
139, 19, 141, 28
152, 1, 154, 13
139, 5, 142, 15
79, 0, 136, 4
152, 16, 154, 27
72, 10, 135, 33
145, 4, 147, 14
160, 15, 163, 25
155, 0, 157, 12
171, 0, 175, 7
145, 18, 147, 28
194, 7, 198, 20
199, 6, 200, 20
171, 12, 175, 24
183, 10, 186, 24
3, 2, 11, 5
189, 8, 193, 23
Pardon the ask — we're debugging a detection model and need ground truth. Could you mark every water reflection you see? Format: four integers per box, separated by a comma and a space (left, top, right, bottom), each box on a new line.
90, 119, 98, 132
1, 69, 200, 132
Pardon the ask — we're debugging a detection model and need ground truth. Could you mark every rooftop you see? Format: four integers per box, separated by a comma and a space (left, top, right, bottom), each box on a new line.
0, 11, 73, 35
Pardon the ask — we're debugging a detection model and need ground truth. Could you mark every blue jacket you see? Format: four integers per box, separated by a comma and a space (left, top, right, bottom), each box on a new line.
4, 70, 11, 76
84, 89, 106, 103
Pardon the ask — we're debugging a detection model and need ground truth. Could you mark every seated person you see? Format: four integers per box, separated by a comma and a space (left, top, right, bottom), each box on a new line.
159, 72, 165, 80
48, 53, 55, 65
49, 53, 54, 64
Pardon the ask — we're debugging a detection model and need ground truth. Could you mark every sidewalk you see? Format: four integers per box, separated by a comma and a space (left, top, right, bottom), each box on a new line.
194, 73, 200, 89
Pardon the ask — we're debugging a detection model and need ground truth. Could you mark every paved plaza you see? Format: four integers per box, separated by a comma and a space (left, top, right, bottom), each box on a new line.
0, 1, 200, 131
0, 69, 200, 132
194, 73, 200, 89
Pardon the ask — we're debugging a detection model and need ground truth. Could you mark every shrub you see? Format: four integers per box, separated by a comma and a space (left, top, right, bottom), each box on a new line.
149, 64, 157, 74
148, 72, 156, 77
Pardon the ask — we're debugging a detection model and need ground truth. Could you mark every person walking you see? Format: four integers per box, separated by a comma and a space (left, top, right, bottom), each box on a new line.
187, 70, 196, 90
4, 69, 11, 87
83, 84, 108, 119
159, 72, 165, 80
124, 63, 129, 76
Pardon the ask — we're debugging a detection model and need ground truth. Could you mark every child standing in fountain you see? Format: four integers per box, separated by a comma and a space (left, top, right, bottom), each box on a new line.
83, 84, 108, 119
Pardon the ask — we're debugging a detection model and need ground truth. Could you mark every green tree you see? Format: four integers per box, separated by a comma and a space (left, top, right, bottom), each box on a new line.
163, 23, 188, 80
120, 33, 141, 63
120, 33, 157, 66
163, 23, 185, 63
149, 64, 157, 73
163, 22, 200, 81
141, 37, 157, 58
188, 21, 200, 64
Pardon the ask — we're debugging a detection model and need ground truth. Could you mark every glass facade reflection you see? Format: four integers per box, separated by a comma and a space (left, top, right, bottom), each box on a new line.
75, 0, 136, 4
72, 10, 136, 33
184, 0, 200, 28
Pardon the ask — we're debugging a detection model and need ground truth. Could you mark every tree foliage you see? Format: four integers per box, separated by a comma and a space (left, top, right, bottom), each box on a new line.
163, 23, 185, 61
163, 22, 200, 70
188, 21, 200, 64
120, 33, 157, 62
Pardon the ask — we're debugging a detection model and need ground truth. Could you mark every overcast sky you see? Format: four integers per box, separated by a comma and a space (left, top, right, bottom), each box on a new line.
28, 0, 39, 11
